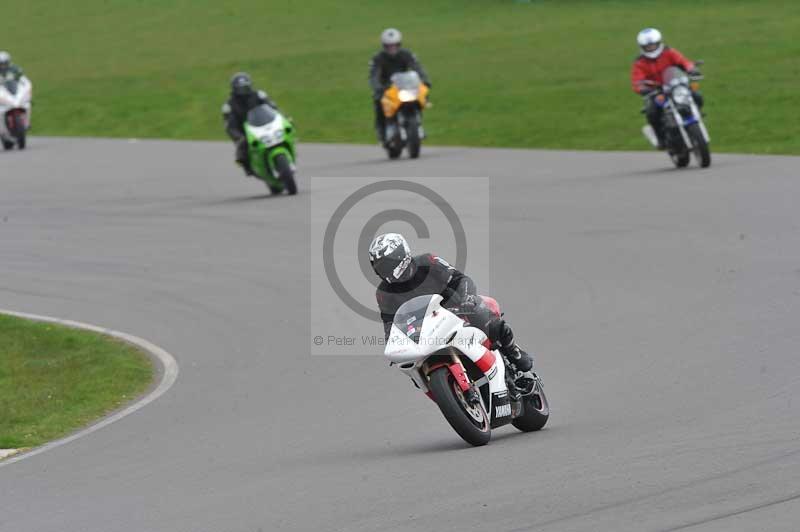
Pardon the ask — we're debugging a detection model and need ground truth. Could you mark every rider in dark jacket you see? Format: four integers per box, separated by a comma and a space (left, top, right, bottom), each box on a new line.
368, 29, 431, 144
222, 72, 279, 175
369, 233, 534, 384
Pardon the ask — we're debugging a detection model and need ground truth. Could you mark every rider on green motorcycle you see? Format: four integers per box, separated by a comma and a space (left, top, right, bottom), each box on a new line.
222, 72, 280, 176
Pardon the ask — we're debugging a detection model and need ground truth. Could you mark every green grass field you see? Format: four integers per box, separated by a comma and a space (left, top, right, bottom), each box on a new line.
8, 0, 799, 153
0, 314, 153, 449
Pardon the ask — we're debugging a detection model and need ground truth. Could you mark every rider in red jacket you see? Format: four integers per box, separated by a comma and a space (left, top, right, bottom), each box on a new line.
631, 48, 695, 93
631, 28, 702, 147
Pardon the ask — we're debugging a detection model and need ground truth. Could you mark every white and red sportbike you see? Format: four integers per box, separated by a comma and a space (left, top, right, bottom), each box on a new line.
0, 76, 32, 150
384, 294, 549, 446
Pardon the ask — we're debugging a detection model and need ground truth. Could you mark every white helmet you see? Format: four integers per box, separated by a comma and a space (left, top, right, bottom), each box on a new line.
0, 51, 10, 72
637, 28, 664, 59
381, 28, 402, 48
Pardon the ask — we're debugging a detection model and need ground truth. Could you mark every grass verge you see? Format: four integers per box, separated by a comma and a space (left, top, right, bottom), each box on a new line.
6, 0, 800, 153
0, 314, 153, 450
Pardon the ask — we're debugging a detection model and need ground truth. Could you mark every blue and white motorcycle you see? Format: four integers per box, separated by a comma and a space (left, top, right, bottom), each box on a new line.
642, 64, 710, 168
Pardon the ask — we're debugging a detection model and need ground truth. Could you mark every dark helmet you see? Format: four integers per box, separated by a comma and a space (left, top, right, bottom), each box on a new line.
230, 72, 253, 96
369, 233, 416, 283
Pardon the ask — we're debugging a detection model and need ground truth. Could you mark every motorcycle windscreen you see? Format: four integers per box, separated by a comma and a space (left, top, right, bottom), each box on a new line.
246, 105, 277, 127
662, 66, 689, 90
392, 294, 436, 344
390, 71, 422, 90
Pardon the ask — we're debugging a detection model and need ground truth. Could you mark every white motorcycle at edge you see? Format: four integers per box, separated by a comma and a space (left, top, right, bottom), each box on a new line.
0, 75, 32, 150
384, 294, 549, 446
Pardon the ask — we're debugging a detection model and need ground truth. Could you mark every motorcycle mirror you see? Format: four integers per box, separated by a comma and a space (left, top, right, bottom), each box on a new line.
694, 59, 705, 66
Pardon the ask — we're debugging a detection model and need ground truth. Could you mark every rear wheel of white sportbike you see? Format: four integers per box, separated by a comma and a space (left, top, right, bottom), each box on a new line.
512, 375, 550, 432
429, 367, 491, 446
274, 153, 297, 195
686, 123, 711, 168
2, 139, 13, 150
406, 114, 421, 159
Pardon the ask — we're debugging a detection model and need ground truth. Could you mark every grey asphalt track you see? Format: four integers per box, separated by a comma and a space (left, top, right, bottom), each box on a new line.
1, 137, 799, 532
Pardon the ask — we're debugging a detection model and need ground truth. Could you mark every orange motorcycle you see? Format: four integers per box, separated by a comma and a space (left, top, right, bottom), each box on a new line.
380, 70, 429, 159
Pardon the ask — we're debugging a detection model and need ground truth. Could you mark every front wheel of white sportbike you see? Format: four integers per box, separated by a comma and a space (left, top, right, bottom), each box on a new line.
429, 367, 491, 447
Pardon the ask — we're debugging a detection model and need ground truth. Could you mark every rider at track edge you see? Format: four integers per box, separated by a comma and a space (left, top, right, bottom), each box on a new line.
631, 28, 703, 148
369, 233, 535, 389
368, 29, 431, 145
0, 51, 24, 82
222, 72, 280, 176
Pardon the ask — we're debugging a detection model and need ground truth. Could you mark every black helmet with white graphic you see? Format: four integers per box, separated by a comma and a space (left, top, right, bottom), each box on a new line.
369, 233, 416, 283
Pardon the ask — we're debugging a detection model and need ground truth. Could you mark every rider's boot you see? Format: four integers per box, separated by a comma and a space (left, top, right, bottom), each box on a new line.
501, 344, 535, 393
484, 316, 536, 392
501, 343, 532, 372
375, 125, 387, 147
234, 138, 254, 176
654, 127, 666, 150
237, 160, 254, 177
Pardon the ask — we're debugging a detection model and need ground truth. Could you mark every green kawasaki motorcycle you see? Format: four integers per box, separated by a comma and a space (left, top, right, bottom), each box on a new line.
244, 105, 297, 195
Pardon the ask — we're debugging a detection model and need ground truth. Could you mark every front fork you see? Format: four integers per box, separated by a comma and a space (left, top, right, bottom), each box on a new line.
265, 146, 295, 177
422, 354, 479, 405
669, 104, 694, 150
447, 353, 472, 393
690, 100, 711, 142
670, 100, 710, 150
388, 108, 423, 143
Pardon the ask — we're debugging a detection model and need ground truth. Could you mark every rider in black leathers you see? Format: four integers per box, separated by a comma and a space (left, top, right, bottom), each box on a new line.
368, 29, 431, 144
369, 233, 534, 380
222, 72, 279, 175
